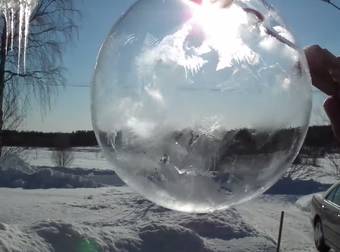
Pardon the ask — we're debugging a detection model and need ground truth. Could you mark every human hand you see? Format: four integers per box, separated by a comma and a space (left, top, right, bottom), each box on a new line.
305, 45, 340, 140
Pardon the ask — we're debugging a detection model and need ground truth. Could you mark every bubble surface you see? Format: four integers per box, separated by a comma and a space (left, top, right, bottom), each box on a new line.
92, 0, 312, 212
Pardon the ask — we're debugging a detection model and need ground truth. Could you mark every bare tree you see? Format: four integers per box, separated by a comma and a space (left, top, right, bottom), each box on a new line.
326, 154, 340, 178
0, 76, 27, 158
0, 0, 79, 155
1, 88, 26, 158
291, 153, 340, 180
320, 0, 340, 11
285, 147, 328, 179
51, 146, 74, 168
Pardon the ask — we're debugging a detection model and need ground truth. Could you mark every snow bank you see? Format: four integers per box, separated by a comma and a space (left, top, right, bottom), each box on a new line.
0, 154, 123, 189
139, 223, 206, 252
0, 153, 36, 174
295, 193, 323, 212
180, 212, 257, 240
0, 217, 274, 252
33, 221, 102, 252
0, 222, 49, 252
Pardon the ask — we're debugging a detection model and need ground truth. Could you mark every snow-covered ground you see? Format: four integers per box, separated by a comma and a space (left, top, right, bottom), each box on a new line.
24, 147, 110, 170
0, 187, 318, 252
0, 148, 335, 252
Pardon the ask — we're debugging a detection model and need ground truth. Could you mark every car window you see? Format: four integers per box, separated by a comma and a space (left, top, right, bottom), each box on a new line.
326, 186, 338, 202
332, 187, 340, 206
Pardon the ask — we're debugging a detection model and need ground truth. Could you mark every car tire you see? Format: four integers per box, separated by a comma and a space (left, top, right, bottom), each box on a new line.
314, 218, 330, 252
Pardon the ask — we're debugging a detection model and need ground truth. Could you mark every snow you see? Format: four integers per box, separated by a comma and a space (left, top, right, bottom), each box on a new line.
295, 194, 316, 212
1, 149, 336, 252
0, 153, 35, 174
0, 184, 321, 252
25, 147, 110, 170
0, 222, 49, 252
287, 155, 340, 185
0, 153, 123, 189
239, 195, 316, 252
0, 187, 278, 252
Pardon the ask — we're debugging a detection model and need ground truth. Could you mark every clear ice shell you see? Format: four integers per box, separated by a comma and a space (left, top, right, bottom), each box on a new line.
92, 0, 312, 212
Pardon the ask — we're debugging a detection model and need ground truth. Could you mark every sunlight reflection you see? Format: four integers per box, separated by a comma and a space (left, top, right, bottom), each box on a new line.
137, 0, 260, 81
184, 0, 259, 69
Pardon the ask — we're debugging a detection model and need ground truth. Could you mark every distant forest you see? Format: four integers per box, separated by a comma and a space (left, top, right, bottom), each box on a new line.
2, 130, 97, 147
1, 125, 338, 149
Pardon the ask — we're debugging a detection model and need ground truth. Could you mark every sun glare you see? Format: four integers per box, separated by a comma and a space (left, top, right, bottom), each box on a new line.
183, 0, 258, 69
185, 0, 246, 36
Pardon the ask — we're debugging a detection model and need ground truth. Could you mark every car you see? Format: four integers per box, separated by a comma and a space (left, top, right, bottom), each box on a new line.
311, 182, 340, 252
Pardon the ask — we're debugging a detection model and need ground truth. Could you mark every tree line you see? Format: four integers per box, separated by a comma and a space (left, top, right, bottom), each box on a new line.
1, 125, 338, 149
2, 130, 97, 148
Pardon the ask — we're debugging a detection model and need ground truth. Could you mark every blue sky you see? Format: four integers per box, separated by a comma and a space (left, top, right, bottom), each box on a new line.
23, 0, 340, 132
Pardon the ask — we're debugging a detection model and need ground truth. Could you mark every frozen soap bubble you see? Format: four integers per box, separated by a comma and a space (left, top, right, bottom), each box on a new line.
92, 0, 312, 212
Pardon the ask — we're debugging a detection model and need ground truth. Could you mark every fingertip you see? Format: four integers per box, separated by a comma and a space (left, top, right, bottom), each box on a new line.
304, 44, 321, 54
324, 97, 337, 118
305, 45, 338, 96
324, 97, 340, 141
304, 45, 321, 64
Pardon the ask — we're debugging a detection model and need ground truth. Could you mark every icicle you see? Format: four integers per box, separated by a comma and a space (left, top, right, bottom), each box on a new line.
10, 8, 14, 50
17, 0, 24, 72
23, 0, 32, 72
3, 7, 9, 55
0, 0, 37, 72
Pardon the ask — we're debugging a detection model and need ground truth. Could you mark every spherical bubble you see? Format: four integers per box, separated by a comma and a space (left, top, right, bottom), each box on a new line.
92, 0, 312, 212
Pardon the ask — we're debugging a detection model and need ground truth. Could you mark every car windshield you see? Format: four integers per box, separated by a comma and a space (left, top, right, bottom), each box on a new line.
332, 186, 340, 206
325, 186, 338, 202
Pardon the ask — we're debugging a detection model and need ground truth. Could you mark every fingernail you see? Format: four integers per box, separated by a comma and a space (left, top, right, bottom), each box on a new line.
336, 56, 340, 65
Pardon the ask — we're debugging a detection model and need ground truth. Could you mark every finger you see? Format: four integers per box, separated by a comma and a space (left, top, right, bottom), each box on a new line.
324, 97, 340, 141
337, 57, 340, 65
305, 45, 338, 96
322, 48, 338, 66
330, 57, 340, 90
330, 68, 340, 84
